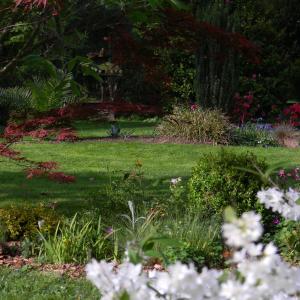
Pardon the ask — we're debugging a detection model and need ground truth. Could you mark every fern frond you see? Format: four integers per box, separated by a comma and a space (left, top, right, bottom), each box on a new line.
0, 86, 32, 110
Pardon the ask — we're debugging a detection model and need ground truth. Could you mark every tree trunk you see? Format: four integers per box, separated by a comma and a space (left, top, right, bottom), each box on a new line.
193, 0, 240, 113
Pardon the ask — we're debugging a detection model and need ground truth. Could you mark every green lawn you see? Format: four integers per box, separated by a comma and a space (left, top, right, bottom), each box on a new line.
73, 119, 158, 138
1, 138, 300, 215
1, 120, 300, 215
0, 267, 98, 300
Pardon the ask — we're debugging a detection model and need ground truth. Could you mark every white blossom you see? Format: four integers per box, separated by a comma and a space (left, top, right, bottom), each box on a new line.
222, 211, 263, 248
85, 260, 155, 300
258, 187, 300, 220
38, 219, 45, 229
154, 264, 222, 300
170, 177, 182, 185
257, 188, 285, 212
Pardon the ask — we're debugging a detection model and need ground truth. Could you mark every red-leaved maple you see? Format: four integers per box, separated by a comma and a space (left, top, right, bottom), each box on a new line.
0, 110, 77, 183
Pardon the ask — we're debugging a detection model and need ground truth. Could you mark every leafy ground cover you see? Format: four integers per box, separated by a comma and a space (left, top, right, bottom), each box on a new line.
1, 120, 300, 215
0, 266, 98, 300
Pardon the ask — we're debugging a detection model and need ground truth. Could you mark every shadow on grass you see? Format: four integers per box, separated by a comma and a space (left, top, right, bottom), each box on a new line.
0, 170, 188, 216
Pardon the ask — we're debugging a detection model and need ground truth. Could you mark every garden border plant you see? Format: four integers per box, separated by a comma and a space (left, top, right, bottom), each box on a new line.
157, 105, 231, 144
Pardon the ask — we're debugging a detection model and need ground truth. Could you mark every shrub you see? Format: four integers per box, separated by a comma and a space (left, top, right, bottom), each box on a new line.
91, 162, 157, 217
0, 205, 60, 240
230, 123, 278, 147
156, 106, 231, 144
188, 150, 268, 216
283, 103, 300, 126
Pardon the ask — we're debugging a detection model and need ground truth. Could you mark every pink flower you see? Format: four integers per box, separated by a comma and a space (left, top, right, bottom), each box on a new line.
190, 104, 198, 111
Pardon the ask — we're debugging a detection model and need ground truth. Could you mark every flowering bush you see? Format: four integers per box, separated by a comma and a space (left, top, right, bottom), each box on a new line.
283, 103, 300, 127
232, 92, 255, 125
86, 187, 300, 299
230, 123, 278, 147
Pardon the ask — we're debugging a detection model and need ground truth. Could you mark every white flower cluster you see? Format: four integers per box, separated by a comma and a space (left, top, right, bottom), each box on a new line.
222, 211, 263, 248
86, 188, 300, 300
257, 187, 300, 220
86, 261, 153, 300
170, 177, 182, 186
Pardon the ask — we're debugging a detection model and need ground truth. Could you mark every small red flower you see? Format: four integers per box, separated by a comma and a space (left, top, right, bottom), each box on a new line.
190, 104, 198, 111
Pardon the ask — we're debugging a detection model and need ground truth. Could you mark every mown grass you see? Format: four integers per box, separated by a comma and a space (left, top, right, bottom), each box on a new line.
0, 266, 98, 300
1, 141, 300, 214
73, 118, 158, 138
1, 120, 300, 215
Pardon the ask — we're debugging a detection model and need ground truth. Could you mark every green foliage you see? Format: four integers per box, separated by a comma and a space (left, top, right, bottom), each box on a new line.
38, 212, 114, 264
166, 178, 187, 213
1, 54, 84, 114
157, 106, 231, 144
0, 221, 7, 244
274, 220, 300, 264
68, 56, 106, 83
4, 22, 33, 46
27, 73, 78, 112
21, 55, 58, 79
159, 50, 195, 104
0, 205, 60, 240
92, 162, 157, 217
0, 86, 32, 111
160, 214, 223, 268
230, 124, 278, 147
117, 201, 172, 264
237, 0, 300, 116
188, 150, 268, 216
